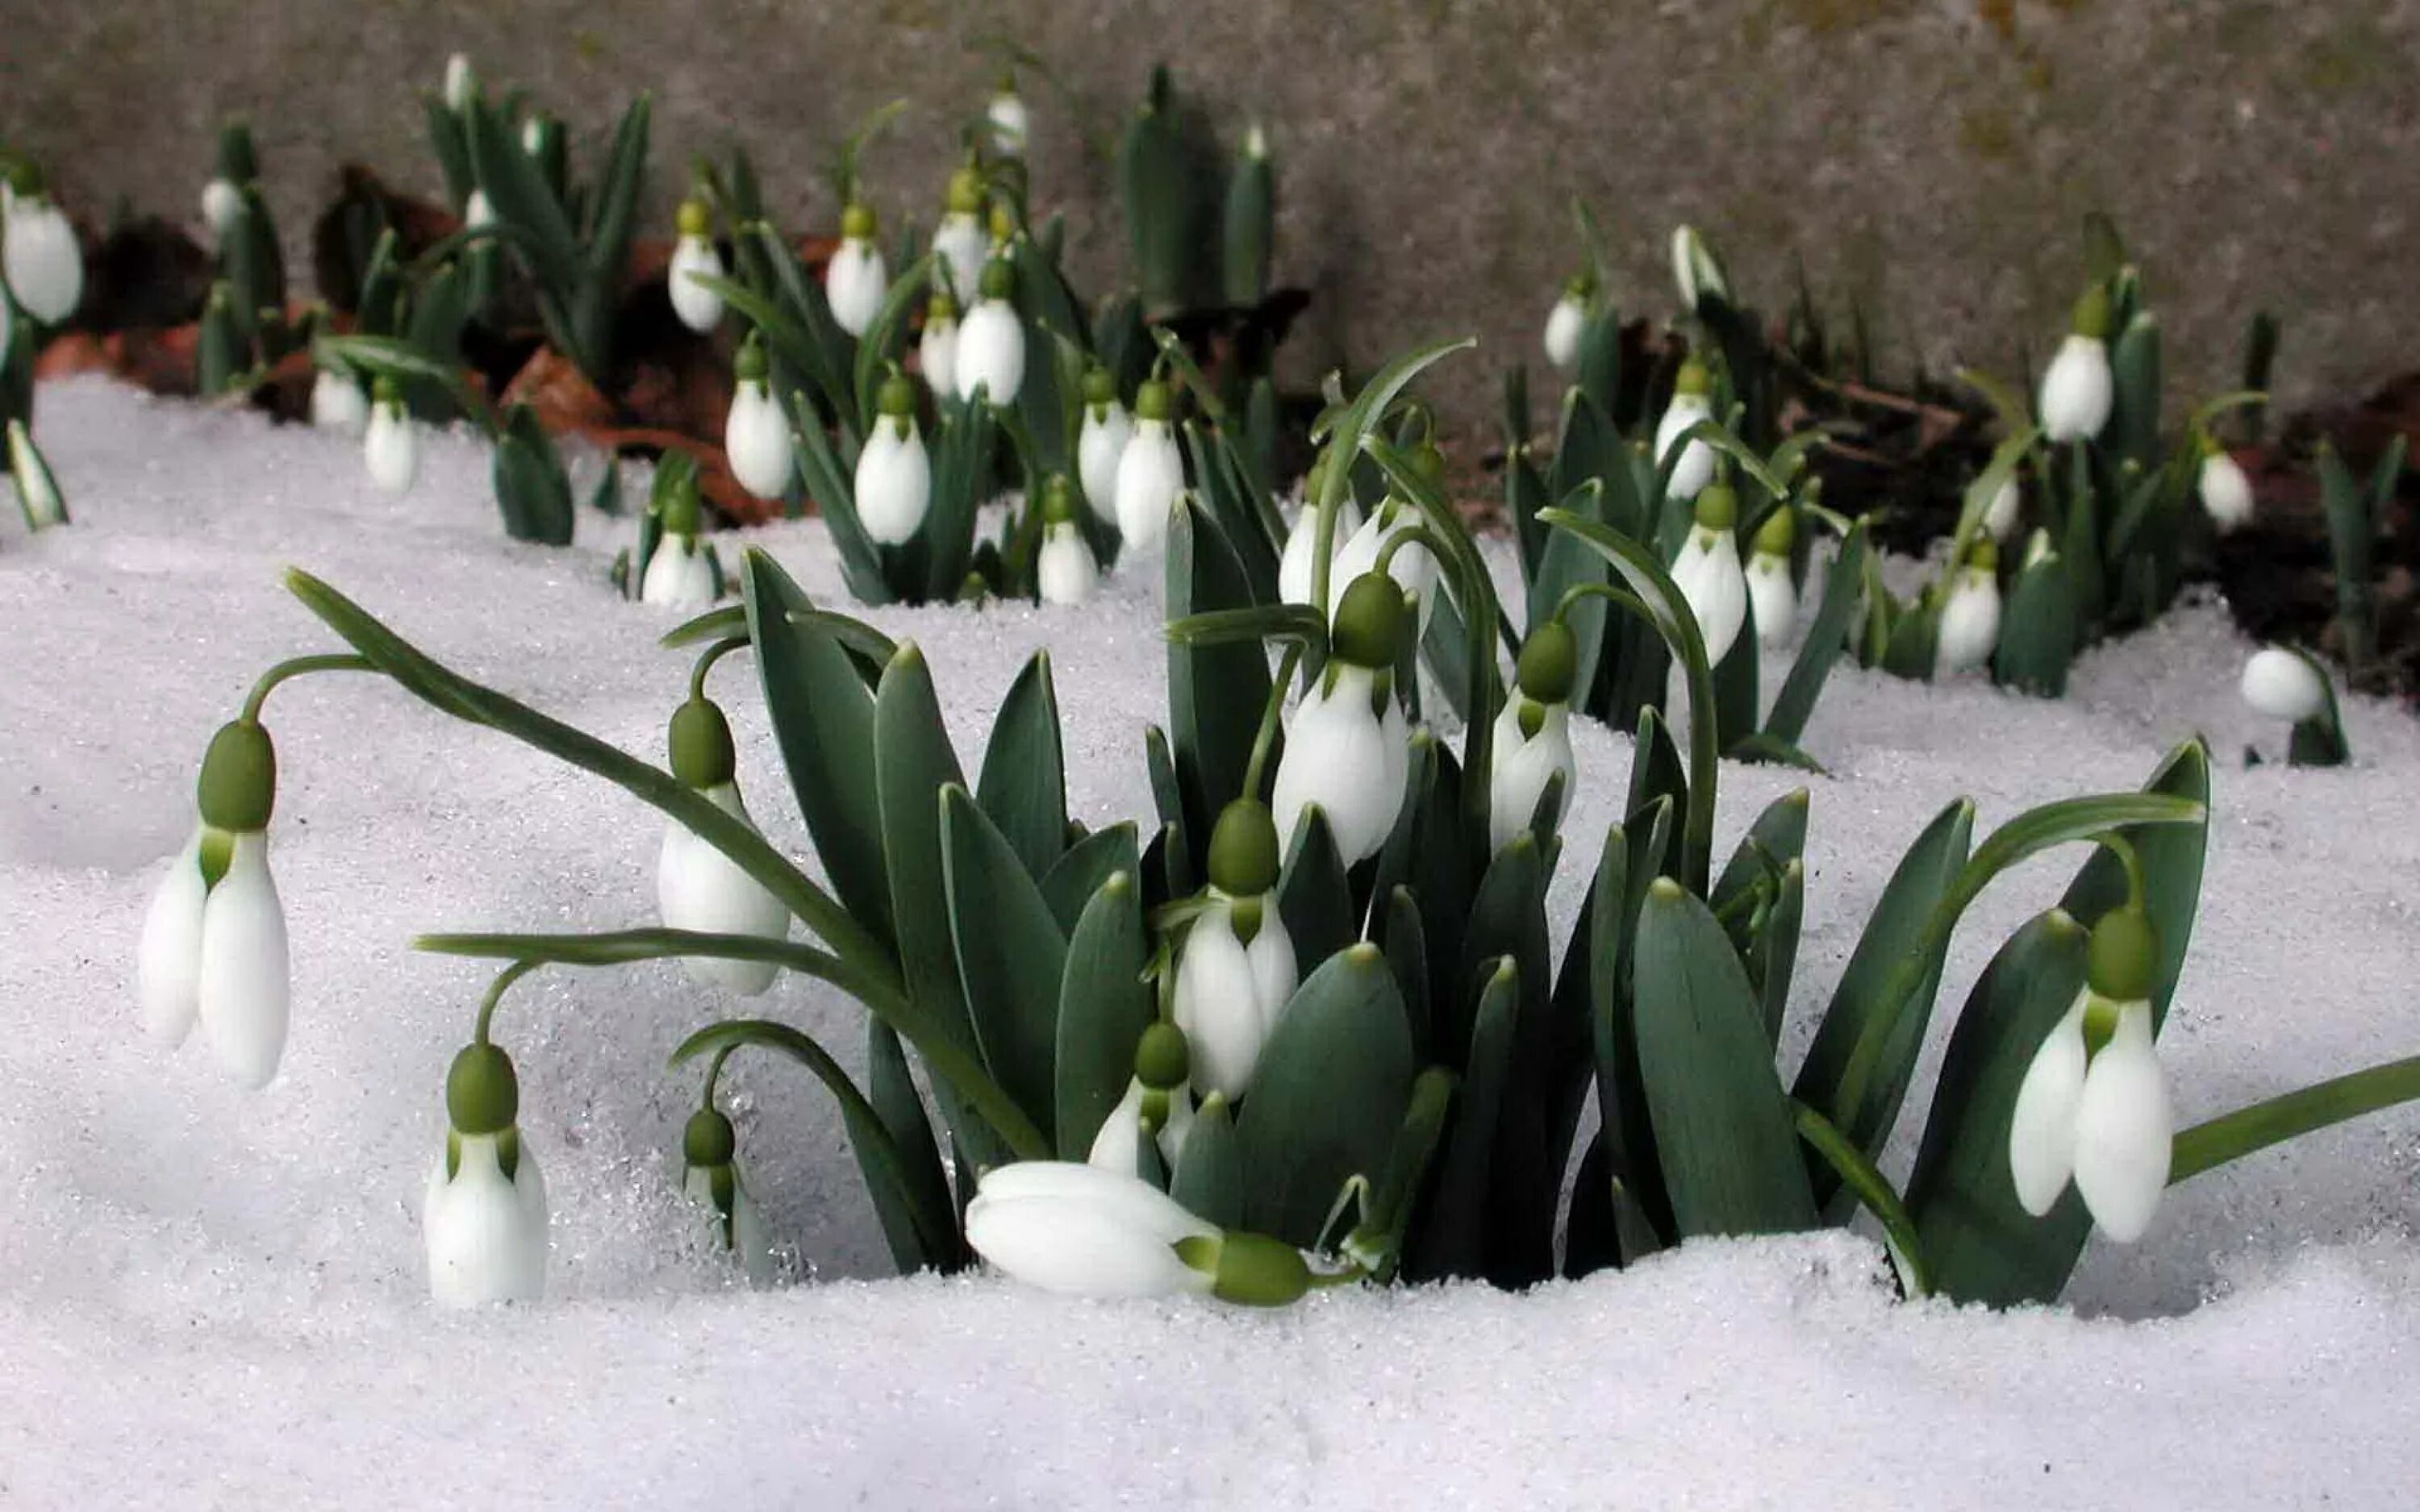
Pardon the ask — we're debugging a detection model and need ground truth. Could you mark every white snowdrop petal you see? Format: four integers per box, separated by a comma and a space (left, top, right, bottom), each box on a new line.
918, 319, 958, 399
825, 240, 889, 339
853, 423, 933, 545
668, 237, 726, 334
2240, 648, 2326, 725
1037, 524, 1099, 606
2199, 452, 2254, 534
1488, 703, 1577, 853
2072, 1002, 2172, 1243
1085, 1081, 1150, 1176
971, 1161, 1217, 1247
311, 370, 369, 435
1746, 553, 1798, 649
1982, 477, 2021, 541
1679, 532, 1747, 668
954, 302, 1026, 406
1543, 296, 1583, 372
657, 785, 788, 995
136, 831, 209, 1047
2, 200, 83, 324
964, 1198, 1208, 1297
2038, 335, 2113, 444
1077, 406, 1134, 527
1114, 422, 1185, 552
2008, 993, 2092, 1218
1935, 573, 2004, 677
363, 406, 418, 495
725, 385, 796, 502
1654, 397, 1715, 500
1278, 497, 1363, 610
426, 1134, 549, 1306
1271, 666, 1407, 866
1175, 910, 1269, 1101
194, 833, 289, 1089
932, 216, 987, 305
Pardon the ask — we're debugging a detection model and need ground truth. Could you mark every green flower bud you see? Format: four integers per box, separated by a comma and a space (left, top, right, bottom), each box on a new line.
840, 202, 877, 241
196, 719, 277, 833
1135, 1020, 1191, 1091
1562, 271, 1596, 301
2086, 906, 2159, 1003
877, 371, 917, 419
675, 200, 711, 239
2071, 285, 2112, 341
1082, 366, 1116, 406
1207, 798, 1282, 896
683, 1106, 738, 1168
371, 374, 404, 407
1673, 359, 1713, 398
1965, 537, 2000, 573
1331, 573, 1410, 668
1041, 473, 1079, 525
661, 469, 703, 538
945, 166, 984, 215
987, 202, 1016, 244
733, 336, 769, 385
1411, 439, 1446, 489
977, 257, 1015, 302
446, 1042, 520, 1135
1134, 380, 1172, 423
1751, 505, 1796, 557
1516, 620, 1579, 704
925, 289, 958, 323
669, 697, 737, 789
1173, 1231, 1314, 1306
1693, 482, 1738, 531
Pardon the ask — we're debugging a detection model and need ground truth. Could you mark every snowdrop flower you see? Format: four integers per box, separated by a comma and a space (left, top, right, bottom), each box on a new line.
1273, 573, 1414, 865
137, 719, 289, 1088
2, 176, 83, 325
967, 1163, 1321, 1305
640, 469, 720, 609
2008, 906, 2173, 1243
1036, 476, 1100, 606
987, 73, 1030, 159
825, 202, 888, 338
363, 377, 418, 495
657, 694, 791, 993
1654, 360, 1717, 501
7, 418, 69, 529
1981, 474, 2021, 542
1745, 504, 1798, 649
1671, 224, 1730, 311
953, 258, 1025, 406
1667, 481, 1748, 666
668, 200, 725, 335
1488, 621, 1580, 853
310, 366, 369, 435
2197, 435, 2255, 534
724, 337, 795, 502
1331, 490, 1441, 634
1087, 1021, 1198, 1174
682, 1102, 775, 1284
201, 177, 244, 243
1542, 273, 1592, 373
2240, 646, 2327, 726
521, 115, 548, 156
424, 1036, 548, 1306
1114, 379, 1186, 552
1934, 539, 2003, 678
442, 53, 478, 113
855, 372, 932, 544
917, 290, 958, 398
1173, 801, 1300, 1100
1277, 457, 1364, 613
2038, 286, 2114, 444
1075, 366, 1133, 526
932, 167, 988, 306
465, 188, 496, 233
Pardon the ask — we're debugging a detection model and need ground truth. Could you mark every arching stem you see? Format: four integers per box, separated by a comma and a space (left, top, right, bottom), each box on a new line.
473, 959, 541, 1047
241, 653, 378, 724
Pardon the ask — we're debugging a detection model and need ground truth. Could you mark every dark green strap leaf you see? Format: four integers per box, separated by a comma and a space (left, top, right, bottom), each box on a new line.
977, 650, 1069, 880
941, 785, 1068, 1146
1051, 872, 1154, 1160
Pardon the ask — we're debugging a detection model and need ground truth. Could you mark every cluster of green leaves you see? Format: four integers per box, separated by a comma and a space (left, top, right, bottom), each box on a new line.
194, 122, 307, 398
1119, 65, 1277, 329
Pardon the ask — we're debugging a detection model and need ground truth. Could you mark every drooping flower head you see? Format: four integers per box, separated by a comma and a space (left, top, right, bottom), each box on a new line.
425, 1032, 549, 1306
2, 166, 84, 325
1668, 479, 1747, 666
682, 1098, 776, 1284
1934, 539, 2003, 678
1088, 1019, 1199, 1173
856, 369, 933, 545
1542, 272, 1593, 373
725, 335, 796, 502
1172, 799, 1300, 1100
1654, 359, 1717, 502
1075, 365, 1133, 527
1114, 378, 1186, 553
965, 1161, 1317, 1306
933, 165, 989, 306
1488, 619, 1581, 853
918, 289, 960, 400
2196, 431, 2255, 535
2038, 285, 2114, 444
667, 199, 726, 335
826, 201, 889, 339
1745, 502, 1797, 650
1272, 573, 1414, 865
657, 692, 791, 993
1277, 451, 1365, 613
1036, 475, 1100, 606
363, 375, 419, 495
954, 256, 1026, 407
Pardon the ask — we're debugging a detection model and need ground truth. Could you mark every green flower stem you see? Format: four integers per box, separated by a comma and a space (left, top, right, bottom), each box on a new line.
1150, 327, 1226, 423
699, 1043, 738, 1105
2089, 831, 2148, 912
240, 653, 378, 724
688, 635, 751, 702
1554, 581, 1653, 633
472, 959, 541, 1047
1241, 644, 1304, 802
1792, 1099, 1930, 1297
2170, 1055, 2420, 1185
417, 927, 1050, 1160
1305, 338, 1478, 635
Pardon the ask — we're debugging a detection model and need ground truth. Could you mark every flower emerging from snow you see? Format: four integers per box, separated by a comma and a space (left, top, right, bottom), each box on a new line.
1654, 360, 1717, 502
1087, 1021, 1198, 1174
138, 719, 290, 1088
2240, 646, 2328, 726
724, 338, 795, 502
682, 1102, 775, 1284
2, 179, 83, 326
1035, 476, 1099, 606
855, 372, 933, 544
1489, 621, 1580, 853
1273, 573, 1414, 865
1075, 367, 1133, 527
933, 167, 988, 306
363, 377, 418, 495
640, 468, 720, 609
1542, 273, 1592, 373
657, 695, 791, 993
2197, 436, 2255, 535
668, 200, 725, 335
310, 367, 368, 435
825, 202, 888, 339
2009, 906, 2173, 1243
966, 1162, 1317, 1305
1172, 801, 1300, 1101
424, 1038, 548, 1306
953, 258, 1025, 406
1668, 481, 1748, 666
1114, 379, 1186, 553
1934, 539, 2003, 678
1745, 504, 1797, 649
2038, 287, 2114, 444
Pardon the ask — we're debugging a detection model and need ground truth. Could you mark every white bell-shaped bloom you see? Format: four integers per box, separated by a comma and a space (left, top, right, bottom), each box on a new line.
1077, 398, 1134, 527
1114, 408, 1186, 552
2038, 334, 2113, 444
465, 188, 496, 231
918, 302, 958, 398
963, 1161, 1217, 1298
724, 377, 795, 502
2, 191, 83, 325
1277, 494, 1364, 611
137, 831, 211, 1048
443, 54, 478, 113
825, 235, 887, 339
1654, 391, 1716, 501
1746, 550, 1796, 649
987, 89, 1031, 159
933, 213, 987, 306
2068, 1000, 2172, 1243
1172, 897, 1299, 1101
201, 178, 243, 242
953, 287, 1024, 406
2009, 992, 2092, 1218
311, 369, 369, 435
1086, 1077, 1197, 1175
657, 782, 791, 993
640, 535, 719, 609
1982, 477, 2021, 541
520, 116, 546, 156
363, 392, 418, 495
1487, 697, 1576, 853
1037, 521, 1099, 606
1542, 288, 1587, 373
2240, 647, 2327, 725
425, 1131, 549, 1306
140, 827, 290, 1089
667, 210, 726, 335
2198, 449, 2255, 534
1668, 496, 1748, 666
1671, 225, 1729, 310
1271, 662, 1412, 867
1330, 500, 1439, 632
682, 1160, 776, 1285
1934, 556, 2003, 678
853, 413, 932, 545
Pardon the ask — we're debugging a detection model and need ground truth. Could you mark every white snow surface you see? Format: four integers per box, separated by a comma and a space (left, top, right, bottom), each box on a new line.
2, 377, 2418, 1509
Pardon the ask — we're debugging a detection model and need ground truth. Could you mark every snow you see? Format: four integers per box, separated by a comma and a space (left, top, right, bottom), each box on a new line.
2, 377, 2418, 1508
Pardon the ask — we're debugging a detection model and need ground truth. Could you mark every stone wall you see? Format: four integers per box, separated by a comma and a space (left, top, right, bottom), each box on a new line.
6, 0, 2417, 432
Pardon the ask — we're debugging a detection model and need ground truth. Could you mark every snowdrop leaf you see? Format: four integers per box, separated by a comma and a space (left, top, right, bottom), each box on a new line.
1171, 1093, 1244, 1229
462, 96, 580, 288
1141, 818, 1193, 912
745, 553, 895, 942
1725, 731, 1825, 773
849, 253, 933, 431
1379, 886, 1432, 1062
1462, 837, 1561, 1286
2172, 1056, 2420, 1188
2061, 444, 2106, 630
1527, 476, 1609, 699
924, 400, 995, 601
1371, 735, 1471, 1034
1277, 807, 1355, 970
1053, 872, 1154, 1160
977, 651, 1068, 881
1040, 823, 1140, 935
492, 403, 574, 544
1633, 880, 1815, 1236
2109, 313, 2163, 476
1548, 391, 1617, 519
1792, 1099, 1929, 1296
1763, 520, 1870, 744
749, 225, 857, 428
779, 388, 890, 606
1575, 308, 1625, 424
1626, 706, 1688, 845
866, 1018, 966, 1272
1091, 292, 1150, 398
582, 94, 652, 283
1508, 444, 1551, 586
1992, 555, 2076, 697
1711, 610, 1759, 750
1407, 958, 1518, 1281
2055, 736, 2209, 1026
1143, 723, 1184, 837
1905, 909, 2092, 1306
424, 95, 476, 210
1793, 798, 1974, 1189
1757, 860, 1805, 1045
1235, 944, 1416, 1248
1712, 788, 1808, 916
1545, 826, 1627, 1247
1166, 498, 1271, 853
942, 785, 1069, 1146
1183, 423, 1278, 600
1880, 601, 1937, 681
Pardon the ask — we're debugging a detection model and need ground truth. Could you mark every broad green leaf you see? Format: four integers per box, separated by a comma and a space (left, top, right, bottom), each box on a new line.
941, 785, 1068, 1145
1758, 860, 1805, 1043
977, 651, 1068, 880
866, 1018, 966, 1272
1052, 871, 1154, 1160
1407, 958, 1518, 1281
1040, 822, 1141, 935
1764, 522, 1869, 744
1992, 554, 2076, 698
1378, 885, 1432, 1063
1166, 497, 1271, 852
924, 401, 995, 600
1171, 1093, 1244, 1228
1276, 807, 1356, 971
1711, 787, 1809, 914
